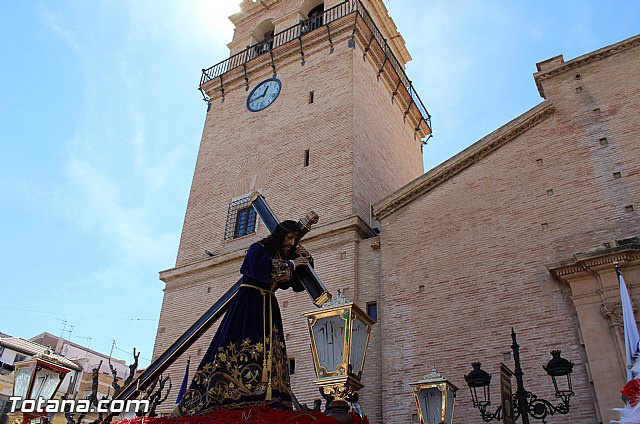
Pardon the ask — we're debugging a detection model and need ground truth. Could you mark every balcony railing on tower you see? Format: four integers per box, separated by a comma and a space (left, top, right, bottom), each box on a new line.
200, 0, 432, 135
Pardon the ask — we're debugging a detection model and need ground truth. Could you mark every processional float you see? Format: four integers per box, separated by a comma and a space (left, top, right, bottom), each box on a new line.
112, 193, 375, 424
112, 193, 332, 404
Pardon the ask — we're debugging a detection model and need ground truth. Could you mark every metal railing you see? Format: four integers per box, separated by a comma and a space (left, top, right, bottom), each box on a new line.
200, 0, 431, 131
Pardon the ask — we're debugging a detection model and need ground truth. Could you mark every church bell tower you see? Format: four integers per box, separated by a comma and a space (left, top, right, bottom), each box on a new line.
153, 1, 431, 422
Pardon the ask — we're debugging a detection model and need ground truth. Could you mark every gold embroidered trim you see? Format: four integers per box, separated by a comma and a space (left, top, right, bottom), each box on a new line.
177, 329, 291, 416
271, 259, 293, 282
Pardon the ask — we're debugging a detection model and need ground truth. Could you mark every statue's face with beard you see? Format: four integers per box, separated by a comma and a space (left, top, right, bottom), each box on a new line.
280, 232, 298, 257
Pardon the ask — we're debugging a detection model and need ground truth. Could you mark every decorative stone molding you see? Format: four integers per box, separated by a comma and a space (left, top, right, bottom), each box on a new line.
548, 245, 640, 279
374, 101, 555, 220
160, 214, 376, 288
534, 34, 640, 98
601, 300, 639, 338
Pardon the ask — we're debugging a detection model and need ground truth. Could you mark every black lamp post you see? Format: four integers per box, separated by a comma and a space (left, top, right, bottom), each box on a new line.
464, 329, 575, 423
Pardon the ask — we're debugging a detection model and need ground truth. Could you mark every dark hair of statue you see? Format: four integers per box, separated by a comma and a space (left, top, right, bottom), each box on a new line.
258, 220, 303, 258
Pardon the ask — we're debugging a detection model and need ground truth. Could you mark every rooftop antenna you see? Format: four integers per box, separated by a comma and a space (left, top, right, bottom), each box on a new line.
57, 318, 69, 340
66, 325, 74, 340
75, 335, 93, 357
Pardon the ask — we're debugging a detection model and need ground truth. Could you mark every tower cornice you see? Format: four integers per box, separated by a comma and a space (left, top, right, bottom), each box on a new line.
534, 33, 640, 98
200, 1, 432, 138
373, 101, 555, 220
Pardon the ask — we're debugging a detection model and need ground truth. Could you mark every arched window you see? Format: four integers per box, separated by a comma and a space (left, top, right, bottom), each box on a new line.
301, 2, 324, 33
308, 4, 324, 19
250, 19, 275, 58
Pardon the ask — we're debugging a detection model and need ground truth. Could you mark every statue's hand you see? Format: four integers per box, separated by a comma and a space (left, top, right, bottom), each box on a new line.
295, 245, 310, 258
292, 256, 309, 268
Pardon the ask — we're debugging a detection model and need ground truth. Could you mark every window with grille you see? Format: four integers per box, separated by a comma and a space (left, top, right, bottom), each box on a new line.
225, 196, 258, 239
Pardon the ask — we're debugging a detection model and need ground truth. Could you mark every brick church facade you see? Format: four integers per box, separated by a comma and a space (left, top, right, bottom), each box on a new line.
152, 1, 640, 423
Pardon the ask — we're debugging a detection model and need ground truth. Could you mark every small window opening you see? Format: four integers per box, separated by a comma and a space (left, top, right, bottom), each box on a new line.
308, 91, 314, 104
599, 137, 608, 146
575, 74, 581, 80
207, 287, 212, 293
542, 223, 549, 230
225, 195, 258, 239
625, 205, 634, 213
288, 358, 296, 375
234, 206, 257, 238
366, 301, 378, 322
304, 149, 310, 167
547, 189, 554, 196
613, 172, 622, 179
536, 158, 543, 166
418, 285, 425, 293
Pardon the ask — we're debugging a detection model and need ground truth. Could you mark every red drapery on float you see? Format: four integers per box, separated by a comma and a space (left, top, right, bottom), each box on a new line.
115, 406, 370, 424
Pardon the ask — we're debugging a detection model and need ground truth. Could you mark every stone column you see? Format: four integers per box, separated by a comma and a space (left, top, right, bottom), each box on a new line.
549, 246, 640, 423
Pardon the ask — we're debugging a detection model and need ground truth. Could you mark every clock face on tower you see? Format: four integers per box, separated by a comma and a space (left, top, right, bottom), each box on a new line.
246, 78, 282, 112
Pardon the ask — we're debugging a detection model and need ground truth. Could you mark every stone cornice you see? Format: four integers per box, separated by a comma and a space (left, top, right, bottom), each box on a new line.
231, 0, 284, 25
364, 0, 411, 65
534, 33, 640, 98
159, 214, 375, 285
373, 101, 555, 220
201, 13, 430, 138
548, 245, 640, 279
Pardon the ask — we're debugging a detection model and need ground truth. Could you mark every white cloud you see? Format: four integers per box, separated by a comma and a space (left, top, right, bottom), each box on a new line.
37, 5, 83, 56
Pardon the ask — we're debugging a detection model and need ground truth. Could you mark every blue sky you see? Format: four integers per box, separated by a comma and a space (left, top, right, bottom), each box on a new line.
1, 1, 638, 367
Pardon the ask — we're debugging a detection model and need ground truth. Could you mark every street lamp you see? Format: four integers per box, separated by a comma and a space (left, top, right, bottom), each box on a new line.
409, 367, 458, 424
464, 362, 492, 413
304, 294, 375, 424
464, 329, 575, 423
13, 350, 73, 423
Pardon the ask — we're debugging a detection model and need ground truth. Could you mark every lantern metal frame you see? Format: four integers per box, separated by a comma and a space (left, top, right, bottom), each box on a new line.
304, 300, 374, 401
409, 368, 458, 424
13, 353, 72, 418
464, 329, 575, 424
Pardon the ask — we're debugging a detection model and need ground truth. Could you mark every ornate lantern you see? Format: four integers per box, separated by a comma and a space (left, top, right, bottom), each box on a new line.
304, 295, 374, 421
464, 362, 492, 410
464, 330, 577, 423
13, 350, 72, 420
543, 350, 574, 402
410, 368, 458, 424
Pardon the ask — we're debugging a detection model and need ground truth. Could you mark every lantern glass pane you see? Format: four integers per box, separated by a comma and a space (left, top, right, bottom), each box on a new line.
418, 387, 442, 424
445, 389, 455, 424
14, 367, 33, 398
350, 317, 368, 375
312, 315, 345, 373
32, 369, 62, 401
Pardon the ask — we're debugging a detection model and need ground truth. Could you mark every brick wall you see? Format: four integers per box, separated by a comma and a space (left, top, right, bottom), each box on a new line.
375, 38, 640, 423
175, 42, 356, 266
352, 46, 423, 221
